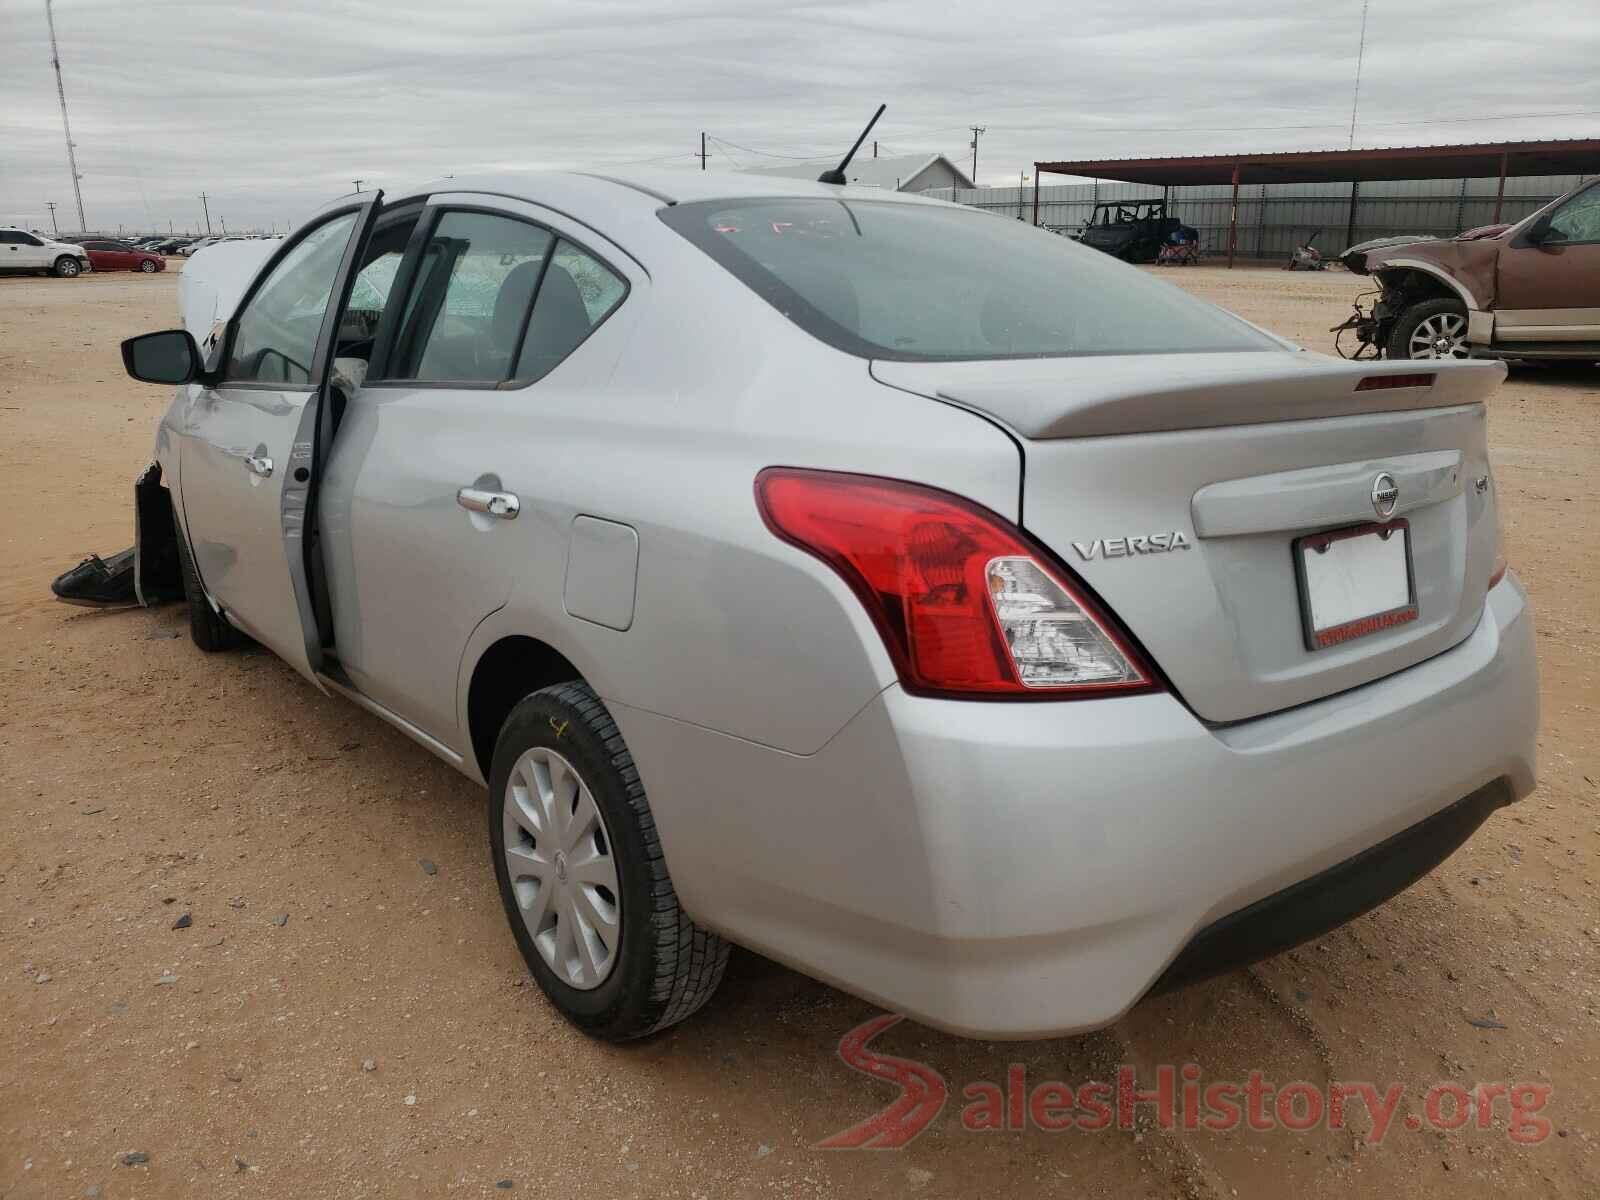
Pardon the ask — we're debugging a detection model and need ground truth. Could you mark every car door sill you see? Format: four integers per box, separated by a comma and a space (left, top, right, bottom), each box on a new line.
316, 666, 465, 770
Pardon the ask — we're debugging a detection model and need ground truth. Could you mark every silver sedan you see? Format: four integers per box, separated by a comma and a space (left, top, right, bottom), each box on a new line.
119, 170, 1538, 1040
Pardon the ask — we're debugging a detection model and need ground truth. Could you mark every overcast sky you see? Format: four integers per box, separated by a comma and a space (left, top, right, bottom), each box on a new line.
3, 0, 1597, 234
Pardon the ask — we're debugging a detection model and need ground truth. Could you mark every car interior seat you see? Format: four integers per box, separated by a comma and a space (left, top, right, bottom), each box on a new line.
516, 263, 595, 381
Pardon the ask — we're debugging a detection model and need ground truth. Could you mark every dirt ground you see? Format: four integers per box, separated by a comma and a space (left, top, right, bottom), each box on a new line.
1, 260, 1596, 1200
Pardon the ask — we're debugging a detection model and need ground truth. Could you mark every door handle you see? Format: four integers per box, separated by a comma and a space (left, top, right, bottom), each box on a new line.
457, 487, 520, 519
244, 453, 274, 478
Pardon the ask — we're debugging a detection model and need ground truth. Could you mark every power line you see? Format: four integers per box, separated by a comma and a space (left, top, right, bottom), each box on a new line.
701, 106, 1600, 177
1035, 108, 1600, 136
703, 136, 748, 170
705, 134, 831, 162
592, 150, 701, 166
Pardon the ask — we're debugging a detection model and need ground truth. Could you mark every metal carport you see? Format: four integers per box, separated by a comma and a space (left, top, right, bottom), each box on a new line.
1032, 139, 1600, 266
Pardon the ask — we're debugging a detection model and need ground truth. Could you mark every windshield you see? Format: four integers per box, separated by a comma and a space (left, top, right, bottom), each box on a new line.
660, 198, 1275, 361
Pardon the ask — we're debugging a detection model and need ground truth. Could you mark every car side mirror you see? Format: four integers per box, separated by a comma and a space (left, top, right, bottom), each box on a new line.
121, 329, 201, 385
1524, 214, 1554, 245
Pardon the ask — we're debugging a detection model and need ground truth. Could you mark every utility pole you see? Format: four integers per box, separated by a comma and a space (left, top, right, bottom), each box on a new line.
44, 201, 59, 235
220, 217, 227, 235
698, 132, 708, 171
45, 0, 87, 232
873, 140, 878, 158
1348, 0, 1370, 149
968, 126, 986, 185
353, 179, 364, 193
199, 192, 212, 235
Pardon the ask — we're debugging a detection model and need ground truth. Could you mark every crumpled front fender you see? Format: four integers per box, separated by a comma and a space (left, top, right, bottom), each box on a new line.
1369, 238, 1501, 311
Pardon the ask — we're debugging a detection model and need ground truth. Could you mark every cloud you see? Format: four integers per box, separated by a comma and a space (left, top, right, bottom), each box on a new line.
1, 0, 1595, 232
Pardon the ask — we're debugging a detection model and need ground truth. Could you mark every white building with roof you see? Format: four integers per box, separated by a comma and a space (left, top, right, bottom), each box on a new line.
738, 153, 974, 193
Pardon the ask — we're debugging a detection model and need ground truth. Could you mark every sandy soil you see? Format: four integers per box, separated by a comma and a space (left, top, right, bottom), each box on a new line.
1, 262, 1596, 1199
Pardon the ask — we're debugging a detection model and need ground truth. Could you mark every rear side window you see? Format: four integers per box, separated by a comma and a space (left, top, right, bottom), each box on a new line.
515, 241, 626, 382
384, 214, 627, 386
392, 212, 554, 383
660, 198, 1275, 361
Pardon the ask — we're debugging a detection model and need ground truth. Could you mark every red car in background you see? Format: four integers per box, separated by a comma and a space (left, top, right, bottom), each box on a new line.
81, 239, 166, 273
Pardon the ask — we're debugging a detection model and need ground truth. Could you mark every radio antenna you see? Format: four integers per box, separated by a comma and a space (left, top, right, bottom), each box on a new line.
818, 104, 886, 186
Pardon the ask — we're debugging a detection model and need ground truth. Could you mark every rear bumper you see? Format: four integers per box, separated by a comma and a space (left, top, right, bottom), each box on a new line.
619, 574, 1538, 1039
1151, 776, 1513, 995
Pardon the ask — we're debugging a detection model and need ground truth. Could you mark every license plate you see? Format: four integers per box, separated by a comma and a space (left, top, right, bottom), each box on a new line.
1294, 521, 1417, 650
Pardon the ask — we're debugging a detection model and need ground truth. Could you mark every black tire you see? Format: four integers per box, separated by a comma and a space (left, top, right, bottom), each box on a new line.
488, 681, 729, 1040
53, 256, 81, 278
1387, 296, 1469, 361
173, 518, 243, 651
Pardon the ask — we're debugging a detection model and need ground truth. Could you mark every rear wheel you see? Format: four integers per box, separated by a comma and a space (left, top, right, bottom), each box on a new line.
1389, 297, 1470, 360
53, 256, 81, 278
173, 518, 243, 651
488, 681, 729, 1040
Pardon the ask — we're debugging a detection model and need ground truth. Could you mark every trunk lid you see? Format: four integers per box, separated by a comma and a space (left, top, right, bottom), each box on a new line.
874, 352, 1507, 723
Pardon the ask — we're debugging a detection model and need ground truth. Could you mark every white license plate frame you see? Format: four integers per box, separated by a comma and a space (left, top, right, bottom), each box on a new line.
1294, 520, 1418, 651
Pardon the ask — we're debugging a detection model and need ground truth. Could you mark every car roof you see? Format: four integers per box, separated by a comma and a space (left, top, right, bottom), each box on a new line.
385, 167, 952, 211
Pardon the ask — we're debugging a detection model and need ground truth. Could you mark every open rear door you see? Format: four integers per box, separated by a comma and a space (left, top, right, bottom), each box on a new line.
177, 192, 383, 688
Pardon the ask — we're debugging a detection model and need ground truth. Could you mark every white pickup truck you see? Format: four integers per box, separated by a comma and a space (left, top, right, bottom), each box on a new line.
0, 228, 90, 277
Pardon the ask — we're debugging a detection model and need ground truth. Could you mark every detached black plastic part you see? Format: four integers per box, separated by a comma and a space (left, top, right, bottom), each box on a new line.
52, 464, 184, 608
1151, 777, 1515, 995
51, 548, 137, 607
134, 462, 184, 606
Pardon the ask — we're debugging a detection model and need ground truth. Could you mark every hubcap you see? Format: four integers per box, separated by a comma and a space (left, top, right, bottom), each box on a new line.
1408, 312, 1469, 359
502, 746, 620, 990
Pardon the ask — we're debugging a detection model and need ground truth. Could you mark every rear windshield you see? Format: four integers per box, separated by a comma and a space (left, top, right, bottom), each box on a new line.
660, 198, 1276, 361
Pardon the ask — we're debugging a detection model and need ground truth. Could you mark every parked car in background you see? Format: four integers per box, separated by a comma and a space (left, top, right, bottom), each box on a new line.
1346, 178, 1600, 360
177, 236, 247, 257
1073, 199, 1183, 263
81, 239, 167, 273
117, 171, 1536, 1042
0, 227, 90, 276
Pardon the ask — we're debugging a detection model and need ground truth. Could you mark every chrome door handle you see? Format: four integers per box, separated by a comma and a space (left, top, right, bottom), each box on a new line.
457, 487, 520, 519
244, 453, 274, 478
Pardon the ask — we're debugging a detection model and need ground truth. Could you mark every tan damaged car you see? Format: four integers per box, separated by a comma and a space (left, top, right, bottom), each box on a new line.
1343, 178, 1600, 361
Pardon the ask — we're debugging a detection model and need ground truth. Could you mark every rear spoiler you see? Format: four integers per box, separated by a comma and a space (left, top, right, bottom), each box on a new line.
872, 352, 1506, 440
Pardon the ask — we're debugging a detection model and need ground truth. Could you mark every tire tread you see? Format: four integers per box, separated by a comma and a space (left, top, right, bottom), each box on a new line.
498, 681, 728, 1039
173, 517, 244, 651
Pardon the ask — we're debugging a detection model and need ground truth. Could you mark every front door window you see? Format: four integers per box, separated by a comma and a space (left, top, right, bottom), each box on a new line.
226, 213, 360, 385
1544, 185, 1600, 245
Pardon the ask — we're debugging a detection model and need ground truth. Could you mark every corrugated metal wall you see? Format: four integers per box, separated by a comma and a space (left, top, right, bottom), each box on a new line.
924, 175, 1589, 260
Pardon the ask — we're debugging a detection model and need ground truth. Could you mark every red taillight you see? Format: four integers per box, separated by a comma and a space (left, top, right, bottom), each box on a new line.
754, 468, 1157, 699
